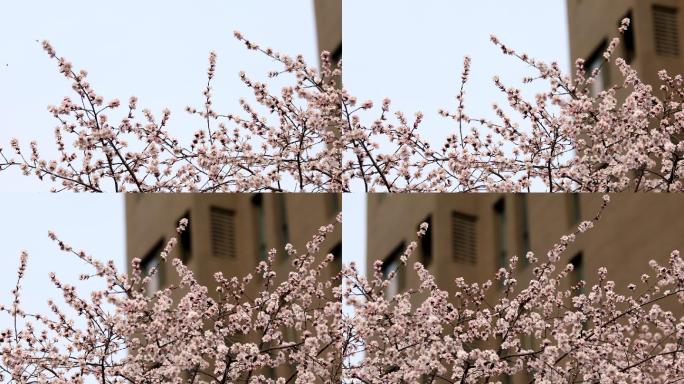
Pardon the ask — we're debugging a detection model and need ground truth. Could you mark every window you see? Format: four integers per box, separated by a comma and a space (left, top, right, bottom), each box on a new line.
493, 199, 507, 268
328, 194, 340, 218
585, 40, 608, 96
653, 5, 679, 56
210, 206, 236, 258
452, 211, 477, 264
330, 242, 342, 274
331, 43, 342, 66
275, 195, 289, 250
567, 194, 581, 227
621, 10, 636, 63
570, 252, 588, 331
141, 239, 165, 295
570, 252, 584, 293
178, 212, 191, 263
251, 195, 267, 261
517, 195, 531, 259
329, 193, 342, 216
418, 216, 433, 267
382, 242, 406, 298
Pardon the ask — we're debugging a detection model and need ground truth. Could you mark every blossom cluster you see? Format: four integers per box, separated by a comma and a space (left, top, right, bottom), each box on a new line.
3, 20, 684, 192
342, 195, 684, 382
2, 199, 684, 382
1, 217, 343, 383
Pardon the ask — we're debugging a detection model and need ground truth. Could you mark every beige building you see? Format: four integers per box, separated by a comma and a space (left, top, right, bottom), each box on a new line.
314, 0, 342, 68
567, 0, 684, 96
126, 194, 341, 293
367, 194, 684, 296
125, 194, 341, 378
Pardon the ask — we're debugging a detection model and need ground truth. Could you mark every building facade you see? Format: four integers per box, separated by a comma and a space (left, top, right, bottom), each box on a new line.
366, 193, 684, 382
314, 0, 342, 68
567, 0, 684, 96
125, 193, 341, 378
367, 194, 684, 297
126, 193, 341, 294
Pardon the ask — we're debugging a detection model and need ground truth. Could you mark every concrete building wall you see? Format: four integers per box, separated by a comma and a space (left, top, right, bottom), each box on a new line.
567, 0, 684, 96
126, 194, 341, 292
368, 194, 684, 291
314, 0, 342, 59
125, 193, 340, 379
367, 193, 684, 382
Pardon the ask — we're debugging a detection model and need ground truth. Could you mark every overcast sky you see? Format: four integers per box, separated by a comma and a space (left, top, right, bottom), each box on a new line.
0, 194, 124, 338
0, 1, 319, 192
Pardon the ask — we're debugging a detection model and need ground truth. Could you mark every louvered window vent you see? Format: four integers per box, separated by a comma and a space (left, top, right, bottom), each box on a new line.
211, 207, 236, 258
653, 5, 680, 56
452, 212, 477, 264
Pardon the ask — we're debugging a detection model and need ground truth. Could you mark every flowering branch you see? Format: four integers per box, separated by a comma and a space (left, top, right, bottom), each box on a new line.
3, 20, 684, 192
342, 195, 684, 382
3, 199, 684, 381
1, 216, 343, 383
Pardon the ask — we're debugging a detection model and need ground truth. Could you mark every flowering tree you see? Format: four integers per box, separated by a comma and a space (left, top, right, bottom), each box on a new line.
1, 217, 344, 383
342, 195, 684, 382
3, 198, 684, 382
3, 20, 684, 192
0, 34, 343, 193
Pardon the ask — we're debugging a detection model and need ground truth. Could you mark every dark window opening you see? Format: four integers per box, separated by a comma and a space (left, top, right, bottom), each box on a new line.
382, 242, 406, 298
331, 43, 342, 64
330, 242, 342, 273
570, 252, 584, 293
517, 195, 531, 261
584, 40, 609, 96
141, 238, 166, 295
178, 212, 191, 264
418, 216, 433, 268
251, 195, 267, 261
276, 195, 289, 251
621, 10, 636, 63
568, 194, 582, 227
328, 194, 340, 218
493, 199, 507, 269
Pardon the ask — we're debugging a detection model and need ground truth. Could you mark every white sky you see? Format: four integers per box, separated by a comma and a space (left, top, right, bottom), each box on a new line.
0, 194, 124, 337
0, 1, 319, 192
341, 0, 570, 275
